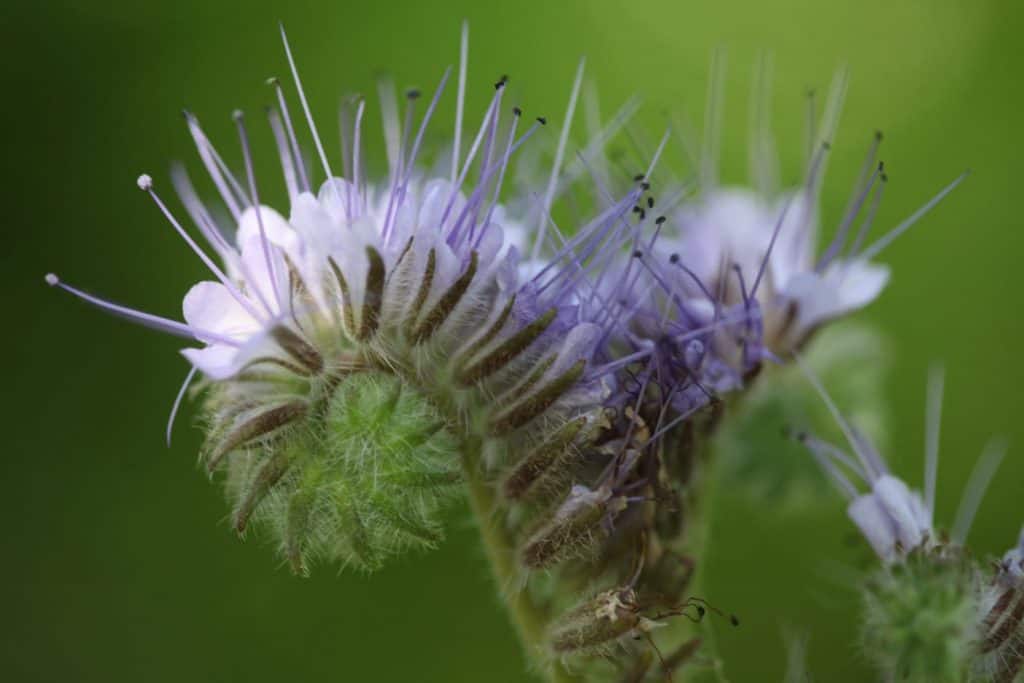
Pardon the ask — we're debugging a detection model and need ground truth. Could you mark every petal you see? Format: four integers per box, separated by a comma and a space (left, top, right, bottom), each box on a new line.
827, 259, 890, 313
873, 475, 928, 552
181, 344, 240, 380
236, 205, 298, 254
182, 281, 260, 343
848, 493, 900, 563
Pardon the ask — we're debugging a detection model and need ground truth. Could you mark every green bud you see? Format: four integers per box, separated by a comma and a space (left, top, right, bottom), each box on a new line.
219, 371, 460, 573
860, 549, 978, 683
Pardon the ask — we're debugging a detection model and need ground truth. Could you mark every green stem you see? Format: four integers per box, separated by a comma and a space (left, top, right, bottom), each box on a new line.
460, 444, 580, 683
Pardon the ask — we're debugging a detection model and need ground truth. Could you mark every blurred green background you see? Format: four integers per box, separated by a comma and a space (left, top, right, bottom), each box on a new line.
5, 0, 1022, 680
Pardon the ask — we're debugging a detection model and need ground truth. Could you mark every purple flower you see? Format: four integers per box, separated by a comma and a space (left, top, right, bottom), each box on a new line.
797, 361, 1007, 564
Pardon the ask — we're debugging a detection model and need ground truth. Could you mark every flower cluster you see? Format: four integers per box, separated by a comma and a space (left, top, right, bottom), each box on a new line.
797, 363, 1023, 682
47, 24, 980, 682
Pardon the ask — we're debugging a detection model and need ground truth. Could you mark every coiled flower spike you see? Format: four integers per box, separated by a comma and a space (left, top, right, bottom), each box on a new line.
796, 359, 1024, 682
45, 24, 641, 574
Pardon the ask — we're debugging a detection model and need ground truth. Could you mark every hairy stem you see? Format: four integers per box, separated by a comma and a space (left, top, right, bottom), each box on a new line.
461, 441, 580, 683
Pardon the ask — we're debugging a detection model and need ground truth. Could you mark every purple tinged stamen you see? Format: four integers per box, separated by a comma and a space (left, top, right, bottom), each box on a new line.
268, 77, 311, 194
816, 162, 882, 272
234, 112, 284, 313
166, 365, 198, 447
588, 347, 654, 379
396, 67, 452, 202
951, 438, 1007, 546
846, 172, 885, 260
140, 174, 266, 323
45, 274, 242, 346
750, 141, 830, 299
531, 191, 639, 289
793, 351, 881, 481
858, 171, 969, 261
647, 399, 709, 446
440, 85, 502, 231
700, 46, 727, 192
452, 20, 469, 186
170, 165, 235, 258
184, 112, 247, 220
799, 432, 861, 499
800, 432, 868, 483
267, 107, 300, 200
280, 24, 340, 203
351, 97, 366, 219
924, 365, 944, 520
476, 107, 521, 246
532, 57, 586, 262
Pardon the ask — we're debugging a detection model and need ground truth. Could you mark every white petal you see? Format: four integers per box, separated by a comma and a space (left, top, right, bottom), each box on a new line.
182, 281, 260, 343
826, 259, 890, 314
236, 205, 298, 254
874, 475, 929, 552
181, 344, 241, 380
848, 493, 900, 563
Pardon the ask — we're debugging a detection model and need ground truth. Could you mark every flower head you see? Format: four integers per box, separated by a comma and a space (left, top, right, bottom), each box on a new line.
796, 361, 1008, 564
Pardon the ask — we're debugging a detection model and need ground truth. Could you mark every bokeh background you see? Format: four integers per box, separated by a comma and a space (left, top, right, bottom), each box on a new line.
5, 0, 1022, 680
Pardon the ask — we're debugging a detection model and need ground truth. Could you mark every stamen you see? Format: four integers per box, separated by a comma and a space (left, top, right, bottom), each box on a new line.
183, 111, 249, 220
859, 171, 969, 261
234, 111, 284, 313
280, 24, 338, 197
792, 351, 881, 481
140, 174, 265, 323
452, 20, 469, 186
924, 364, 944, 520
532, 57, 585, 261
45, 273, 241, 346
268, 77, 311, 193
700, 47, 727, 191
166, 366, 199, 447
266, 107, 300, 200
951, 437, 1007, 546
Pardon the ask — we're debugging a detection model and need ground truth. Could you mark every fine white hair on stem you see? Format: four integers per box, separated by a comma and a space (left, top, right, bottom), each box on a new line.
532, 57, 585, 261
924, 364, 945, 520
452, 20, 468, 185
951, 438, 1008, 546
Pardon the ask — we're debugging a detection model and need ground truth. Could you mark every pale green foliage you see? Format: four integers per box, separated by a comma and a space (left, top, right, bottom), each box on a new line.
222, 372, 460, 573
861, 550, 979, 682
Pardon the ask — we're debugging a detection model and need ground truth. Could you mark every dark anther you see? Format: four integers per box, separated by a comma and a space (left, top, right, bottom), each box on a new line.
875, 129, 884, 141
633, 206, 642, 214
669, 253, 680, 264
638, 209, 646, 220
730, 615, 740, 627
822, 141, 832, 150
632, 250, 643, 259
878, 161, 885, 171
513, 106, 522, 117
647, 197, 654, 209
641, 182, 651, 191
633, 174, 645, 182
696, 606, 706, 618
536, 116, 548, 125
881, 173, 889, 182
406, 88, 422, 100
655, 216, 666, 225
494, 74, 508, 90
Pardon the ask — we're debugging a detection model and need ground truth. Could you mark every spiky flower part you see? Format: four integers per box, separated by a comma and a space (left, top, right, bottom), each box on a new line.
799, 363, 1024, 681
44, 25, 980, 682
862, 546, 980, 683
